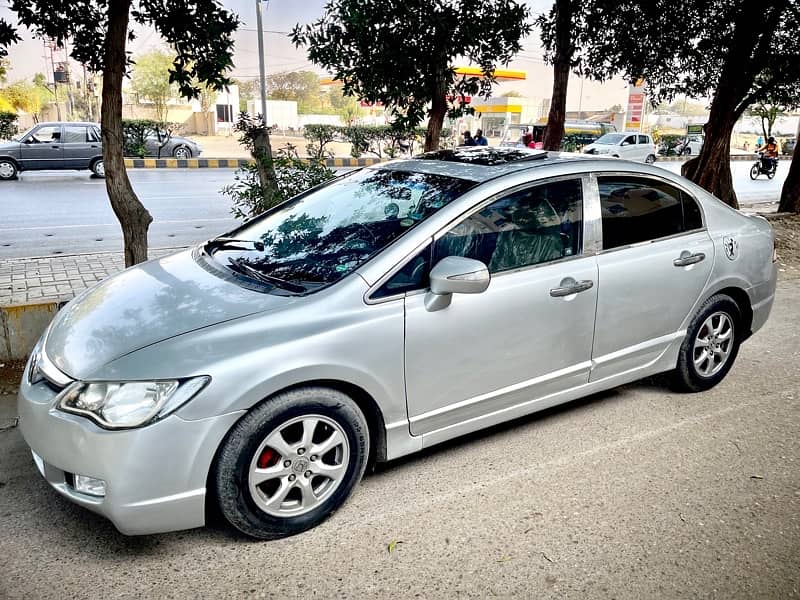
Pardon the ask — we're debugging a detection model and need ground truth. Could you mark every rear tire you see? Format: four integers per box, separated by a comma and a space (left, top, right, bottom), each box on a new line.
90, 159, 105, 178
671, 294, 742, 393
0, 158, 18, 180
213, 387, 369, 540
645, 154, 656, 164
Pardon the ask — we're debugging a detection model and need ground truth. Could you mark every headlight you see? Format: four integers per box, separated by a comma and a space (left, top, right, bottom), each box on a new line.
56, 377, 210, 429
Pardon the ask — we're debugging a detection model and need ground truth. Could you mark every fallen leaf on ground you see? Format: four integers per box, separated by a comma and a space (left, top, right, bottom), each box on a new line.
387, 540, 403, 553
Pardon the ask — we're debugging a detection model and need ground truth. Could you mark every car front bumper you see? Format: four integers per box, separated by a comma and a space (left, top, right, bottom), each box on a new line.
18, 375, 244, 535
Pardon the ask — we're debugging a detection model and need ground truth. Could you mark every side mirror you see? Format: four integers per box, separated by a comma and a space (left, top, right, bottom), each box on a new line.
621, 141, 630, 146
425, 256, 490, 312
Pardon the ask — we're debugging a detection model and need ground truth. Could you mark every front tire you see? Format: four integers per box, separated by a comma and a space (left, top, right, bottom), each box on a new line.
749, 164, 760, 180
0, 158, 18, 180
671, 294, 742, 392
213, 387, 369, 540
173, 146, 192, 159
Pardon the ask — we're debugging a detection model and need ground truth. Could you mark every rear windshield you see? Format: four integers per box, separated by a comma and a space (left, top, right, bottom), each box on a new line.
207, 169, 477, 293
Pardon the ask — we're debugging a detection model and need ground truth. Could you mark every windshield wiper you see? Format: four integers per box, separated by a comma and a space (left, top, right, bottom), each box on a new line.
205, 237, 265, 253
227, 258, 307, 294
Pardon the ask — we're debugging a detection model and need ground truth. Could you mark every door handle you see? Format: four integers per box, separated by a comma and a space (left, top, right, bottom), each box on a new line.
673, 252, 705, 267
51, 145, 60, 149
549, 279, 594, 298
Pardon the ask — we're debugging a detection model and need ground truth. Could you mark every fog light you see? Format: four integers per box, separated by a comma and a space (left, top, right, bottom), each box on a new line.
74, 474, 107, 497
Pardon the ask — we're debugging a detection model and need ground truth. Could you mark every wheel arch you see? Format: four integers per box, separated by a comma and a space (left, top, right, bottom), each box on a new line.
705, 286, 754, 340
0, 155, 21, 172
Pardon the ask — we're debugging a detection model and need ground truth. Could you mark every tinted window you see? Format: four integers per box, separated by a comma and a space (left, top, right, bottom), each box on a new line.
88, 127, 100, 143
623, 135, 636, 145
373, 244, 431, 299
638, 135, 649, 144
63, 126, 87, 143
599, 176, 702, 250
434, 178, 583, 274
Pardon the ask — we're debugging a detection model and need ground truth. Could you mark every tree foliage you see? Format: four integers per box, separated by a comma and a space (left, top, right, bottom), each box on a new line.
130, 48, 177, 123
0, 0, 241, 266
746, 102, 789, 140
267, 70, 323, 113
543, 0, 800, 208
0, 110, 17, 140
291, 0, 532, 151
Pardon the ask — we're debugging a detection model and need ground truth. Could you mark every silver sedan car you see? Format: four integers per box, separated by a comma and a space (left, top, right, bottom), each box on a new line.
18, 148, 777, 539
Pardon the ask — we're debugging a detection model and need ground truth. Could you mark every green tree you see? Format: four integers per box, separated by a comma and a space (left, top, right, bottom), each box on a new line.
0, 58, 8, 83
292, 0, 532, 151
130, 48, 177, 123
746, 102, 787, 141
0, 1, 243, 266
556, 0, 800, 209
328, 86, 360, 125
267, 70, 321, 113
0, 81, 43, 116
233, 78, 257, 113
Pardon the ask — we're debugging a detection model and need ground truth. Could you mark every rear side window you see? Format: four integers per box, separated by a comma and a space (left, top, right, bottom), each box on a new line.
599, 176, 703, 250
63, 126, 88, 143
638, 135, 649, 144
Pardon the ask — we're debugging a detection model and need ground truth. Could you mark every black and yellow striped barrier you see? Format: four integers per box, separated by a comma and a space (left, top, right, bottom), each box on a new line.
124, 157, 386, 169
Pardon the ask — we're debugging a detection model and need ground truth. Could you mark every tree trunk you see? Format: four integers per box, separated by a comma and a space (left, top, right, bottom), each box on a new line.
681, 0, 778, 210
682, 117, 739, 209
424, 78, 447, 152
542, 0, 572, 152
252, 125, 279, 201
778, 122, 800, 213
101, 0, 152, 267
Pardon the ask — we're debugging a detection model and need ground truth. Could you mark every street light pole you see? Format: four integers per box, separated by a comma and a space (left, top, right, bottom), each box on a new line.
255, 0, 268, 126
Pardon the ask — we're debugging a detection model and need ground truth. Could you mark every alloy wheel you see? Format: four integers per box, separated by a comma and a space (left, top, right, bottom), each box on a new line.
174, 147, 190, 159
248, 414, 350, 518
693, 311, 734, 378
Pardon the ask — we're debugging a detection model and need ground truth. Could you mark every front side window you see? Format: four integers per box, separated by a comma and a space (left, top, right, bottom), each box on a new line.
623, 135, 636, 146
434, 178, 583, 274
206, 169, 477, 293
599, 176, 702, 250
26, 125, 60, 143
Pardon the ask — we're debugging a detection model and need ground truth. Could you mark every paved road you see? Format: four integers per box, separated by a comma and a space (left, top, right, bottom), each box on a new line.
1, 277, 798, 599
655, 159, 789, 204
0, 170, 240, 259
0, 161, 790, 260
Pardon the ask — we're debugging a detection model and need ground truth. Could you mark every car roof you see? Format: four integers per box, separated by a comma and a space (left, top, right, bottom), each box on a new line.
372, 146, 608, 182
35, 121, 99, 128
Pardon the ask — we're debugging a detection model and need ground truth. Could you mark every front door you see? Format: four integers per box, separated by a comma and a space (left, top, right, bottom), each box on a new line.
404, 177, 598, 436
590, 174, 714, 381
618, 134, 638, 160
18, 124, 63, 170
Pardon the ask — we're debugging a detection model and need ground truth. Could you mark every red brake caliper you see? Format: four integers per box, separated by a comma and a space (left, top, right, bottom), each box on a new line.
257, 447, 280, 469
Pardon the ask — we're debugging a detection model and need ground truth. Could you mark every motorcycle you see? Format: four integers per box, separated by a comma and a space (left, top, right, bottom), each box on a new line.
749, 151, 777, 180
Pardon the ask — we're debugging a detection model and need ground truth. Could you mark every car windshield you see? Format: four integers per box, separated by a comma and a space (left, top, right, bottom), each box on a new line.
594, 133, 626, 145
207, 168, 478, 292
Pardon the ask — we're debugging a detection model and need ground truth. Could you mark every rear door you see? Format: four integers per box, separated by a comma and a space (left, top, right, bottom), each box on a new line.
590, 174, 713, 381
62, 124, 100, 169
18, 124, 63, 170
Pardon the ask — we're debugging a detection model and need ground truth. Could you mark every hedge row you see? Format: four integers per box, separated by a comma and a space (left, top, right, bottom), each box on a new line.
302, 124, 454, 160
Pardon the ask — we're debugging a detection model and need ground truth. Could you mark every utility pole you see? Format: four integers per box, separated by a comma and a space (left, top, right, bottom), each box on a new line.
45, 40, 62, 121
255, 0, 269, 126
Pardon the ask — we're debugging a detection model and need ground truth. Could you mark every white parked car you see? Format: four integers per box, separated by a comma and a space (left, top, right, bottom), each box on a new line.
677, 135, 704, 156
583, 133, 657, 164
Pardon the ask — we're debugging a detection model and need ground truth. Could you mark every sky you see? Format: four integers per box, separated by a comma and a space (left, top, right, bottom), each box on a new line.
0, 0, 628, 112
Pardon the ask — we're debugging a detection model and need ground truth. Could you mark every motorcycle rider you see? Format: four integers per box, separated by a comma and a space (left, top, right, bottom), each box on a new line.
757, 136, 779, 173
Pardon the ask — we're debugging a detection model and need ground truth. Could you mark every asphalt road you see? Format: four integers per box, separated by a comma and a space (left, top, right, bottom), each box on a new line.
0, 170, 240, 259
0, 160, 790, 260
1, 277, 798, 599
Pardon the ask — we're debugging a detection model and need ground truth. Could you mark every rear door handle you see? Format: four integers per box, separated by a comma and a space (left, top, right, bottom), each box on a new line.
673, 252, 705, 267
550, 279, 594, 298
51, 145, 60, 149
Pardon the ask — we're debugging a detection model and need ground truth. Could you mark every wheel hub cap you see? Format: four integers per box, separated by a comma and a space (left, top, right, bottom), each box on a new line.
693, 311, 734, 378
248, 414, 349, 517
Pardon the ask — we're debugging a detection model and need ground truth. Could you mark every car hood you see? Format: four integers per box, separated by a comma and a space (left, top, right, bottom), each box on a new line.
44, 249, 292, 379
0, 139, 21, 151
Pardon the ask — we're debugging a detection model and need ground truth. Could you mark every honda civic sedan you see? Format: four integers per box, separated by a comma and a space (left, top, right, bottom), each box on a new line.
18, 147, 777, 539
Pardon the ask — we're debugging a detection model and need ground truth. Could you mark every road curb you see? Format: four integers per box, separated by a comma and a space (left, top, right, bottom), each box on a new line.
123, 157, 385, 169
0, 300, 62, 361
